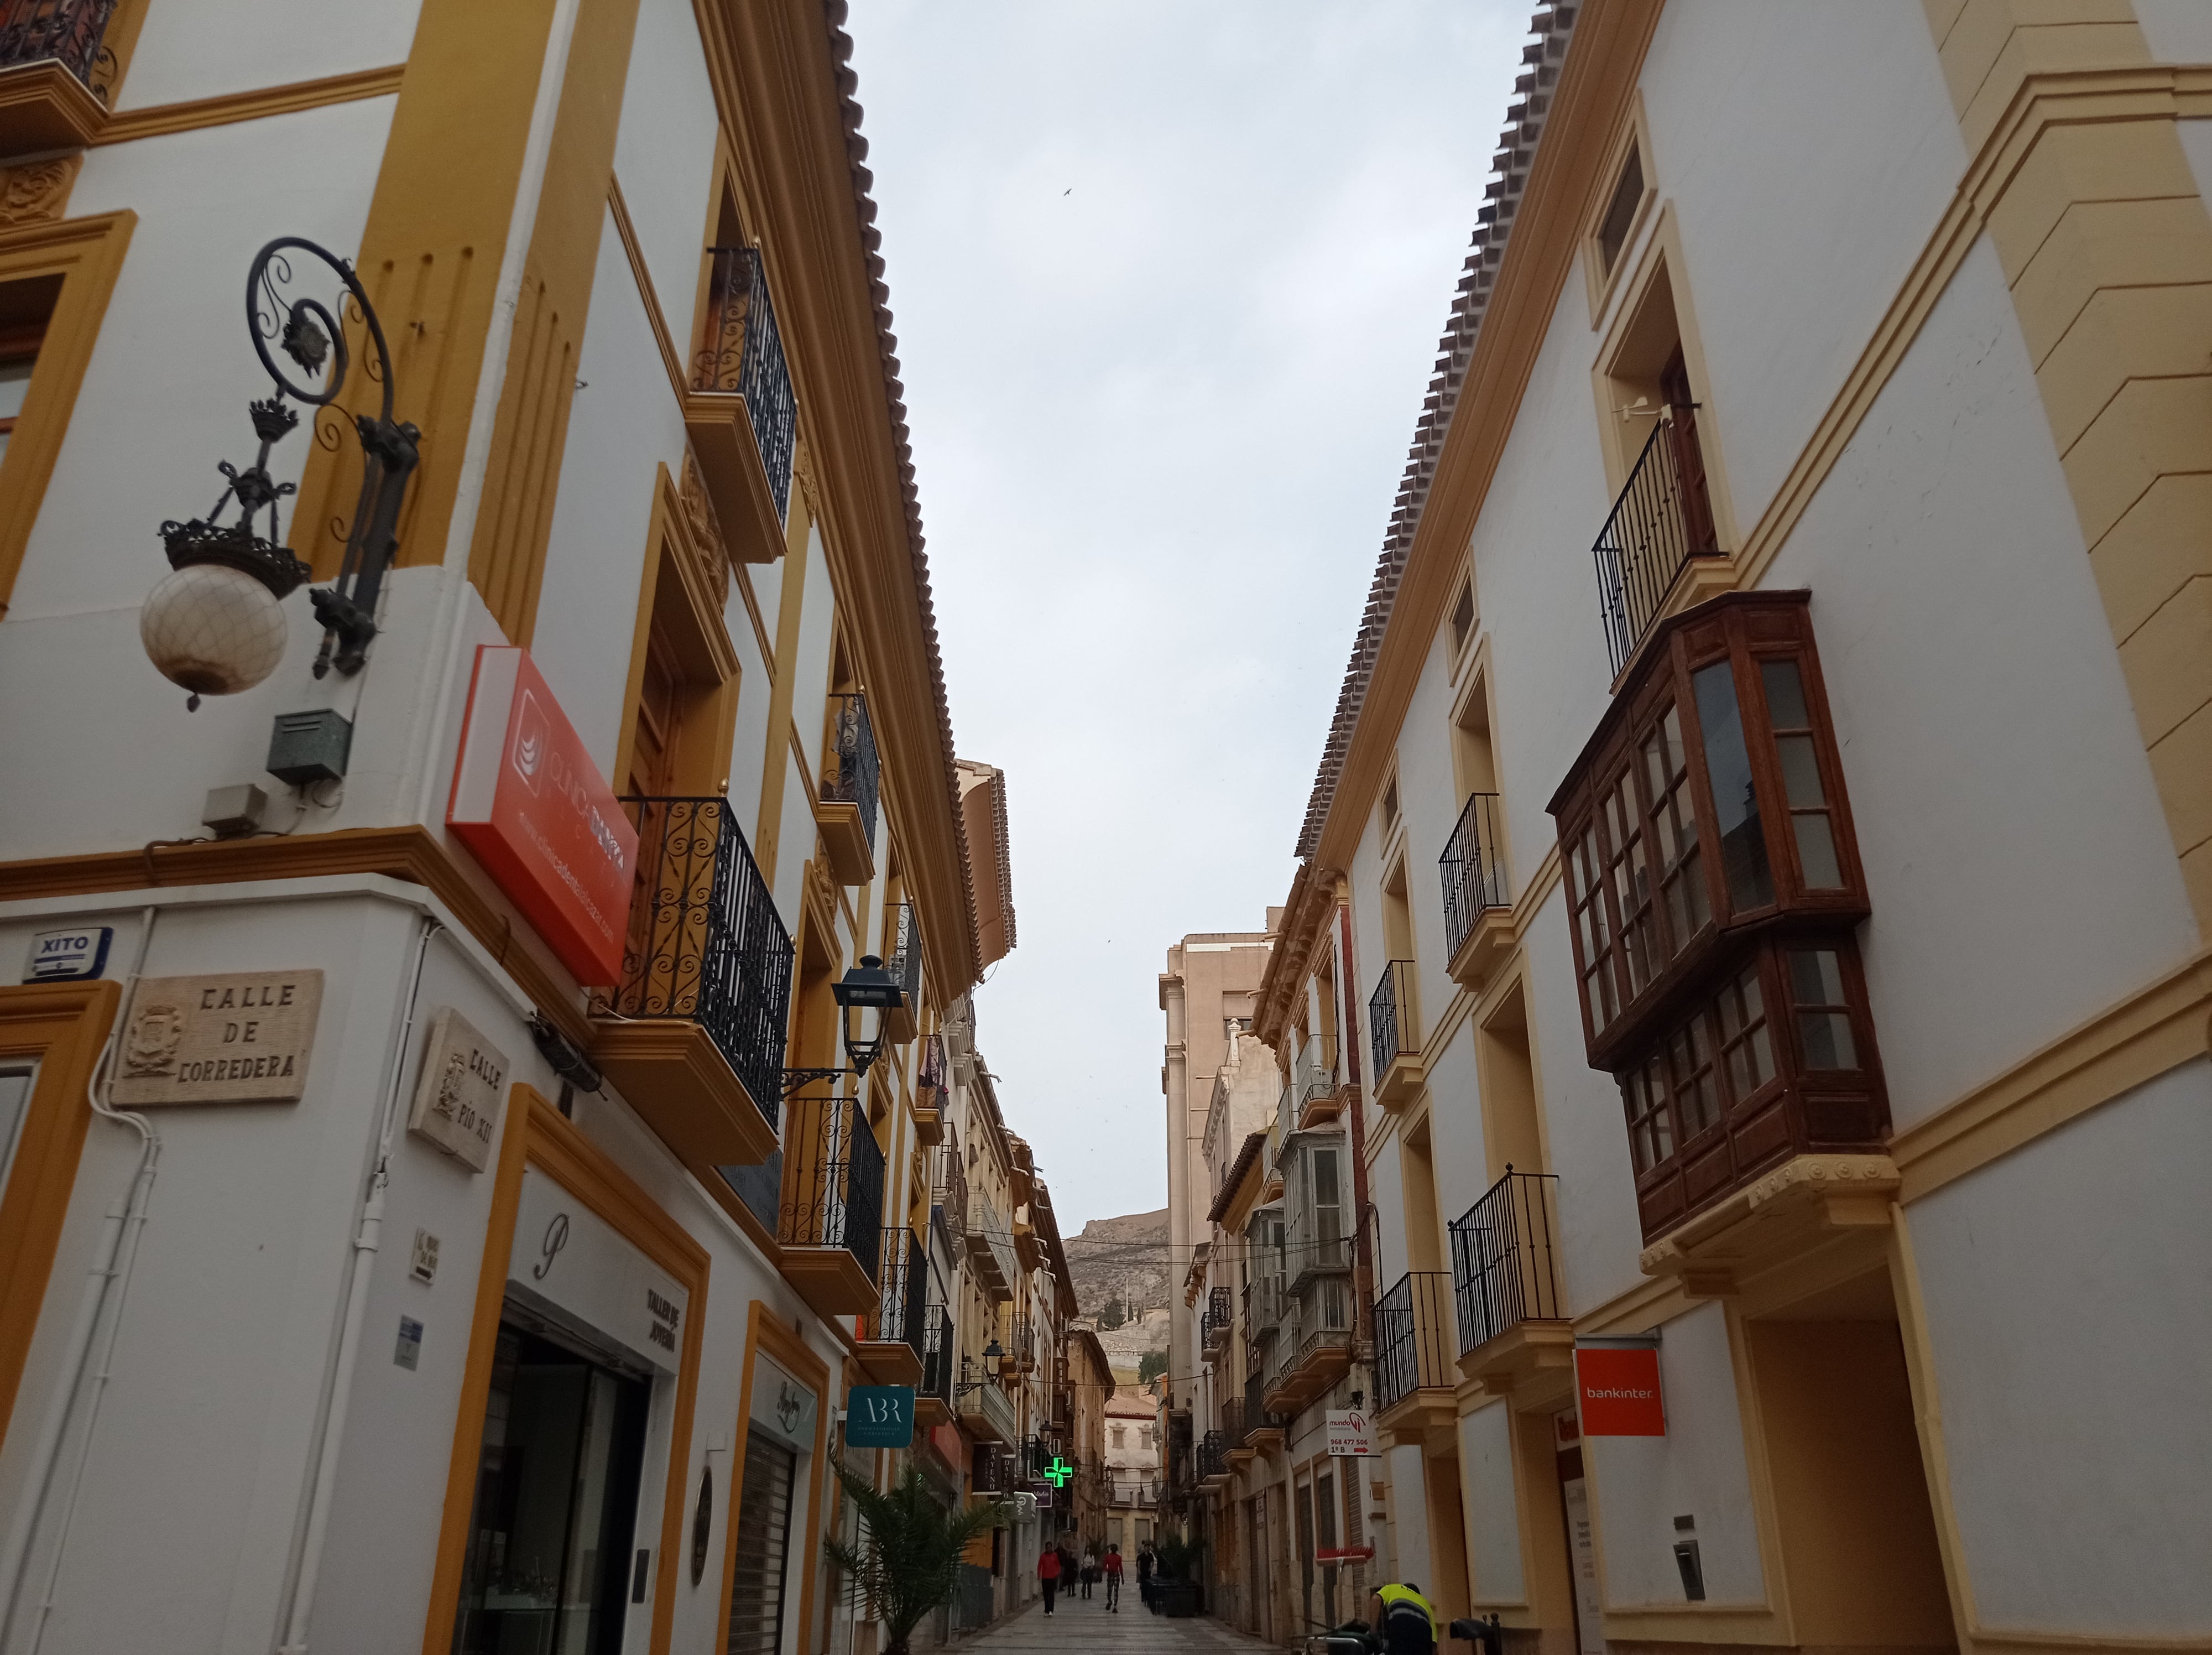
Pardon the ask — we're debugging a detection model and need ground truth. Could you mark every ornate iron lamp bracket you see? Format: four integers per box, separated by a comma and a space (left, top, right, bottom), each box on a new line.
781, 1065, 850, 1099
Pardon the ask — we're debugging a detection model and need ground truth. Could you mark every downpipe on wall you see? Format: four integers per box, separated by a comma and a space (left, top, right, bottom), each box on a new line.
0, 908, 163, 1655
274, 915, 440, 1655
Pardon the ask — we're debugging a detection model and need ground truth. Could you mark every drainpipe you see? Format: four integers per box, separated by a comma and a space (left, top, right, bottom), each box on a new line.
0, 908, 161, 1655
275, 917, 439, 1655
1333, 886, 1376, 1356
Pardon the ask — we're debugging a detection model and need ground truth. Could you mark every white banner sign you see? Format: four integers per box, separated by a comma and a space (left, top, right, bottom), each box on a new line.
509, 1167, 688, 1374
1326, 1408, 1375, 1457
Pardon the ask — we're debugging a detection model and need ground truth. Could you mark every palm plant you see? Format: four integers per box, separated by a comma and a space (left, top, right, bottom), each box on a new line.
822, 1457, 1007, 1655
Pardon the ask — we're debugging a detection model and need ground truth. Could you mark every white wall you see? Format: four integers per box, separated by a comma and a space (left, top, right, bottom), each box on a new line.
1906, 1058, 2212, 1634
1582, 1302, 1762, 1610
610, 0, 721, 360
115, 0, 425, 112
1459, 1401, 1524, 1605
2138, 1, 2212, 64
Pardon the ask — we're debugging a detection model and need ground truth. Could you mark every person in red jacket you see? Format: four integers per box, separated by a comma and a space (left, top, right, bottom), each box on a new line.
1102, 1542, 1125, 1611
1038, 1544, 1062, 1615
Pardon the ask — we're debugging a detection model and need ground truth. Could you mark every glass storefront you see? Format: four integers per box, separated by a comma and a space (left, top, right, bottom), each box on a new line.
453, 1323, 650, 1655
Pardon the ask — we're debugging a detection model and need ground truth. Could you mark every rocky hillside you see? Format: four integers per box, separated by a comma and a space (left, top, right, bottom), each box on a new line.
1062, 1208, 1172, 1330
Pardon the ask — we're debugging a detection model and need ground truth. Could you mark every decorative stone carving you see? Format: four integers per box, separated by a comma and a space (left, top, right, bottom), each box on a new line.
792, 436, 818, 519
0, 155, 80, 225
677, 450, 729, 608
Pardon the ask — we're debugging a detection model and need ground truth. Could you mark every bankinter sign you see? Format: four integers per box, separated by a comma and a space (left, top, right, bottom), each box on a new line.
1573, 1346, 1667, 1437
449, 646, 637, 987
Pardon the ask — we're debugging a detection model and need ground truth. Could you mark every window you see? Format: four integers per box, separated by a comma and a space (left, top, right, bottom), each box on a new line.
1764, 662, 1842, 888
1449, 581, 1477, 657
1693, 658, 1773, 911
1112, 1426, 1126, 1449
1788, 949, 1856, 1070
0, 349, 36, 465
1381, 778, 1401, 835
1641, 705, 1708, 959
1595, 142, 1644, 279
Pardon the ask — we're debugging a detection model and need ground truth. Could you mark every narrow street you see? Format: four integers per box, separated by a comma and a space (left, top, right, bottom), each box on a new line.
961, 1599, 1276, 1655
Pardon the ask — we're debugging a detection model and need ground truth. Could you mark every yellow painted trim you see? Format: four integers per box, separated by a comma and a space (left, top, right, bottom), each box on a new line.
420, 1084, 711, 1655
92, 64, 406, 146
0, 979, 121, 1453
0, 209, 134, 621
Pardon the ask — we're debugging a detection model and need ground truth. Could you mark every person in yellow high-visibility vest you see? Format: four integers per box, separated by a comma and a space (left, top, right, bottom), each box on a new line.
1373, 1582, 1439, 1655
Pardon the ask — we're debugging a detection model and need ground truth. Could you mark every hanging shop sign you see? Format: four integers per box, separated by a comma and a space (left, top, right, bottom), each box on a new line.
1325, 1408, 1375, 1458
751, 1354, 820, 1454
23, 925, 112, 982
1573, 1346, 1666, 1437
846, 1385, 916, 1449
110, 970, 324, 1106
406, 1007, 509, 1172
448, 646, 637, 987
508, 1167, 687, 1375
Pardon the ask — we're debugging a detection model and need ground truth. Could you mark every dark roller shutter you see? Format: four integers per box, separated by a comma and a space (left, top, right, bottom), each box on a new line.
727, 1428, 798, 1655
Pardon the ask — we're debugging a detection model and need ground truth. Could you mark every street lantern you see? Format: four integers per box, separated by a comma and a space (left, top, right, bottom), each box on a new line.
141, 236, 417, 707
831, 953, 904, 1078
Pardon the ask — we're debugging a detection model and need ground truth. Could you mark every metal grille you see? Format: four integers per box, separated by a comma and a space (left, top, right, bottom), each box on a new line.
931, 1132, 967, 1243
1295, 1034, 1338, 1112
822, 693, 880, 851
1367, 960, 1417, 1081
919, 1306, 954, 1405
1373, 1271, 1455, 1413
780, 1099, 884, 1282
1594, 415, 1714, 676
694, 244, 797, 525
885, 902, 923, 1005
917, 1031, 946, 1097
1449, 1169, 1565, 1355
870, 1228, 926, 1354
0, 0, 115, 90
1440, 792, 1509, 961
608, 797, 792, 1130
726, 1428, 796, 1655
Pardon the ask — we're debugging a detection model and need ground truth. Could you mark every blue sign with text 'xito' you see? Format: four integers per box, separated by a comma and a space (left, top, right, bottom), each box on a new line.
846, 1386, 915, 1449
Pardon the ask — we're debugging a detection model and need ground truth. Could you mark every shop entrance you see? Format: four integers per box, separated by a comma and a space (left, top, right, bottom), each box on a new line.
452, 1321, 650, 1655
727, 1427, 799, 1655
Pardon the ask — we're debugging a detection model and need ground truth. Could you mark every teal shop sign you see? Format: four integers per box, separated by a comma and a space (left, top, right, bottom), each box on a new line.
846, 1386, 916, 1449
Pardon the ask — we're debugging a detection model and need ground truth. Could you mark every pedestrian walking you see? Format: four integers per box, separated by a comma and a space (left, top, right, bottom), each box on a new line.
1080, 1545, 1097, 1599
1038, 1545, 1061, 1616
1136, 1544, 1154, 1610
1103, 1542, 1124, 1611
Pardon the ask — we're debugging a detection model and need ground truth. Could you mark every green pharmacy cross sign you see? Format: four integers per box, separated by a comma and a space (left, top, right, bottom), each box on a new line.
1043, 1456, 1073, 1488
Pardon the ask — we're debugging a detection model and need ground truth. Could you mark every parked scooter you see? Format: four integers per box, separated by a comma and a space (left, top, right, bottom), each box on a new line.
1448, 1615, 1505, 1655
1302, 1617, 1381, 1655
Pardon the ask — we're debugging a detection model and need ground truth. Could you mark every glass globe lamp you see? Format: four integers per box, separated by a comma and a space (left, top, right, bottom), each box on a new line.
140, 560, 291, 705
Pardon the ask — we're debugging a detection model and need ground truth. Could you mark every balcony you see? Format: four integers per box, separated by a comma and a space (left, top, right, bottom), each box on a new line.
1198, 1430, 1229, 1488
1441, 792, 1512, 989
860, 1229, 927, 1386
817, 693, 879, 885
1219, 1398, 1249, 1466
1451, 1169, 1572, 1404
964, 1190, 1015, 1302
1241, 1371, 1286, 1453
1294, 1034, 1343, 1129
1012, 1219, 1042, 1277
776, 1100, 885, 1317
1264, 1274, 1353, 1415
1374, 1272, 1457, 1441
0, 1, 117, 158
1244, 1276, 1279, 1372
1593, 412, 1725, 678
912, 1032, 947, 1146
880, 903, 924, 1045
594, 798, 789, 1170
1368, 960, 1423, 1110
917, 1307, 955, 1429
685, 244, 797, 563
959, 1364, 1018, 1443
1204, 1286, 1232, 1354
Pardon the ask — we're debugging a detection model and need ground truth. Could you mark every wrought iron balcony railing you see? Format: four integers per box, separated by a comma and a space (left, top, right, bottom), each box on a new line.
1441, 792, 1509, 961
1449, 1168, 1565, 1356
918, 1030, 947, 1099
1374, 1271, 1457, 1414
1197, 1430, 1227, 1480
1368, 959, 1417, 1081
1594, 413, 1720, 678
823, 692, 880, 850
693, 243, 797, 525
1295, 1034, 1339, 1111
931, 1127, 967, 1243
0, 0, 117, 92
1207, 1285, 1233, 1347
920, 1306, 955, 1405
870, 1227, 927, 1355
1241, 1372, 1285, 1444
606, 797, 792, 1127
885, 901, 924, 1008
780, 1099, 884, 1281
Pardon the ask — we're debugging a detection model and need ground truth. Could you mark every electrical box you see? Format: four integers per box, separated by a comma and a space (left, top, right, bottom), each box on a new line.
201, 783, 269, 838
268, 708, 352, 785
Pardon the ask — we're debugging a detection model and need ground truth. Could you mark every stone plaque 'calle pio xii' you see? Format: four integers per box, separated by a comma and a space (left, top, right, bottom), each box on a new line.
111, 971, 325, 1106
406, 1007, 509, 1173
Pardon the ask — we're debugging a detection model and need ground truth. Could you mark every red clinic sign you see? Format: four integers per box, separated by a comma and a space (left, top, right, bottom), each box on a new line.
1574, 1346, 1666, 1437
447, 646, 637, 987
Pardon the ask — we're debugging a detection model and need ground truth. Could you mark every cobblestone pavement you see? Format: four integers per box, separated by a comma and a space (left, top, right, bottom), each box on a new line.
958, 1592, 1280, 1653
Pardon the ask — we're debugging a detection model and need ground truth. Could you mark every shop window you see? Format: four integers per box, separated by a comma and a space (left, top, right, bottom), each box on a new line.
726, 1427, 797, 1655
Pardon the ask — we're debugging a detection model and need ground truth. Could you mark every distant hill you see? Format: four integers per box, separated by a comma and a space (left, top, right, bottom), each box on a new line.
1063, 1208, 1171, 1334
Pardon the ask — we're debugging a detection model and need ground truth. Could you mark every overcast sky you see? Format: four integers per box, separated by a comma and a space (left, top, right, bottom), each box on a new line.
843, 2, 1530, 1234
